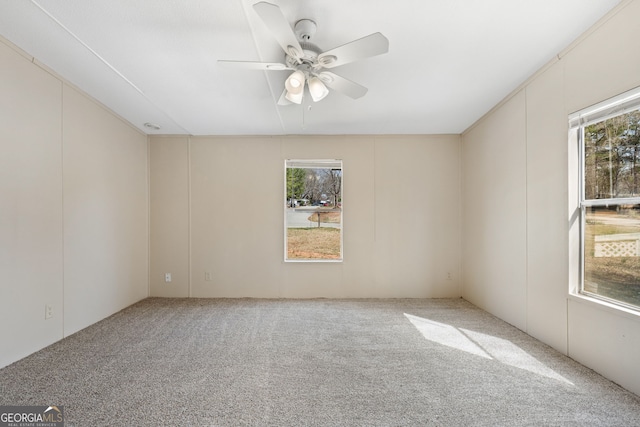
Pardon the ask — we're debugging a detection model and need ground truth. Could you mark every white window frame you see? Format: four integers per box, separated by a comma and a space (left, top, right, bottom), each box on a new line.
284, 159, 343, 263
569, 86, 640, 313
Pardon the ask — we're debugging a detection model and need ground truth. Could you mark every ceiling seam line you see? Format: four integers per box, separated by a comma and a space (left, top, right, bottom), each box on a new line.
30, 0, 192, 135
30, 0, 145, 95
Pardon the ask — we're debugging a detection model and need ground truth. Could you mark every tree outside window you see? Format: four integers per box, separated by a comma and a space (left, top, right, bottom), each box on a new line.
285, 160, 342, 261
577, 98, 640, 310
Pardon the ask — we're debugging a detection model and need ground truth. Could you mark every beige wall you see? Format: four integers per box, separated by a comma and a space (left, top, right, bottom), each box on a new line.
62, 85, 149, 335
462, 0, 640, 395
462, 91, 528, 330
150, 135, 462, 298
0, 40, 64, 368
0, 38, 148, 368
149, 136, 190, 297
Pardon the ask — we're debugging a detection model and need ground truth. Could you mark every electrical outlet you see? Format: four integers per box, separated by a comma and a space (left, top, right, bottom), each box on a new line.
45, 304, 53, 320
205, 272, 212, 281
165, 273, 172, 283
446, 272, 452, 281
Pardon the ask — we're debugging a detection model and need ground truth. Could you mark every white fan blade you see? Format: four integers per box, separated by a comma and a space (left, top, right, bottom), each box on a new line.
218, 60, 290, 71
277, 89, 292, 106
318, 32, 389, 69
253, 2, 303, 60
319, 72, 368, 99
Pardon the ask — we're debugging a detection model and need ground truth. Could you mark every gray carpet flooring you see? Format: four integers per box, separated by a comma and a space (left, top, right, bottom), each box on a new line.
1, 298, 639, 426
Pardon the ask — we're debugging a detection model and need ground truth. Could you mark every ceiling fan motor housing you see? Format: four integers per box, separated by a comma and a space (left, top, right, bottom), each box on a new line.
286, 19, 322, 74
285, 41, 322, 71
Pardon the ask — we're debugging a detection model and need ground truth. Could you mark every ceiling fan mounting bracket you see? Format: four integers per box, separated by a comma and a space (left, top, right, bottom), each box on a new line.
294, 19, 317, 41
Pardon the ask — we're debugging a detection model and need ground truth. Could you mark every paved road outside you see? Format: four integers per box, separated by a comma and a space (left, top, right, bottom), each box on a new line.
588, 211, 640, 228
286, 208, 341, 229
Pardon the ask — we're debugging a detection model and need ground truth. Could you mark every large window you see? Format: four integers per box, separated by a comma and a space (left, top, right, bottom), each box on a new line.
571, 87, 640, 310
284, 159, 342, 262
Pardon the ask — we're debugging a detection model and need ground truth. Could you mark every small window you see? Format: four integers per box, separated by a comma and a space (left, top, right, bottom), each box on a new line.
285, 159, 342, 262
571, 87, 640, 310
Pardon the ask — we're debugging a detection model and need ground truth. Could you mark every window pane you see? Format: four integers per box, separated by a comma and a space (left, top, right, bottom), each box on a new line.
583, 205, 640, 308
285, 161, 342, 261
583, 111, 640, 200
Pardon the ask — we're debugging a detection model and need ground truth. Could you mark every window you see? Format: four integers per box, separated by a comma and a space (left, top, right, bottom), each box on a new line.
284, 159, 342, 262
570, 87, 640, 310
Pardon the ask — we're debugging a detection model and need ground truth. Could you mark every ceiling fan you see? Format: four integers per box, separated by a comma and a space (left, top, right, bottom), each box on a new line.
219, 1, 389, 105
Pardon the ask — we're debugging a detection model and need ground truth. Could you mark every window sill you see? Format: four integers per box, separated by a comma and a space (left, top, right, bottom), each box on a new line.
568, 292, 640, 321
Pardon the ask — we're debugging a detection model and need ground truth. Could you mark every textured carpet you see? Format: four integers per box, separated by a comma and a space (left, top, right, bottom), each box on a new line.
1, 298, 639, 426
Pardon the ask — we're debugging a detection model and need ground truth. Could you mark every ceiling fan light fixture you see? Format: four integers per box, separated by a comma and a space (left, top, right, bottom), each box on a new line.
285, 70, 305, 94
285, 90, 303, 104
308, 76, 329, 102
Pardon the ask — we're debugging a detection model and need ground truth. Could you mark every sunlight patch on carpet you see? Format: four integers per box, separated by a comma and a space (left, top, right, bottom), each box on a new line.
404, 313, 491, 359
404, 313, 573, 385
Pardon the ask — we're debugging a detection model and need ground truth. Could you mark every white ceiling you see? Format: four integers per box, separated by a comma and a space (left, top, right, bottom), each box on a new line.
0, 0, 622, 135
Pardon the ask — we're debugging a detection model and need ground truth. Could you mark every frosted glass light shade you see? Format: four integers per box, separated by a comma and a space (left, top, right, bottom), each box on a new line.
308, 76, 329, 102
285, 90, 303, 104
285, 70, 305, 95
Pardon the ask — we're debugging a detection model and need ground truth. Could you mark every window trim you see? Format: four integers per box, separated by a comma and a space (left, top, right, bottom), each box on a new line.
570, 86, 640, 314
284, 159, 343, 263
569, 87, 640, 129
